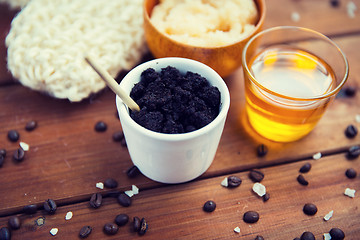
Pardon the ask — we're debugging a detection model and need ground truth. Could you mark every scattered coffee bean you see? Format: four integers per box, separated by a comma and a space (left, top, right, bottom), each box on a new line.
117, 193, 131, 207
345, 124, 358, 138
262, 192, 270, 202
303, 203, 317, 216
89, 193, 102, 209
243, 211, 259, 223
43, 199, 57, 214
299, 163, 311, 173
103, 223, 118, 235
25, 120, 37, 131
203, 200, 216, 212
227, 176, 242, 188
23, 204, 37, 215
300, 231, 315, 240
133, 216, 141, 232
297, 174, 309, 186
120, 138, 127, 147
104, 178, 118, 189
330, 0, 340, 7
345, 168, 357, 179
7, 130, 19, 142
8, 216, 21, 230
79, 225, 92, 239
256, 144, 268, 157
115, 214, 129, 226
346, 145, 360, 160
329, 228, 345, 240
255, 235, 264, 240
112, 131, 124, 142
293, 238, 300, 240
13, 148, 25, 162
249, 169, 264, 182
126, 165, 140, 178
139, 218, 148, 236
0, 227, 11, 240
344, 86, 356, 97
0, 155, 4, 168
0, 149, 6, 157
94, 121, 107, 132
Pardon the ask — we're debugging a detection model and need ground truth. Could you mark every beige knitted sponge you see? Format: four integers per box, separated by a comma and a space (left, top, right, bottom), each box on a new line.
6, 0, 147, 102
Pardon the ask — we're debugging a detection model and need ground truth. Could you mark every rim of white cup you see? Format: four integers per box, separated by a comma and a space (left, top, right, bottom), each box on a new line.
116, 57, 230, 142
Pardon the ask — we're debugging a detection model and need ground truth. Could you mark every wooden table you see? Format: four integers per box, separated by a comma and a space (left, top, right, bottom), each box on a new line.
0, 1, 359, 239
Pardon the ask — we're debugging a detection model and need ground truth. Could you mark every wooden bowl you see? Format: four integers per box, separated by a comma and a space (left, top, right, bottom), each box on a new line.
143, 0, 266, 78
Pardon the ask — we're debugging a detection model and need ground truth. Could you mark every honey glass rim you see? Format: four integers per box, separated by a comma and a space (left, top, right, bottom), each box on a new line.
242, 26, 349, 101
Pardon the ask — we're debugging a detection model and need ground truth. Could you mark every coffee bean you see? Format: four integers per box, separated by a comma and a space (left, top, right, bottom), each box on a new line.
104, 178, 118, 189
114, 214, 129, 226
345, 168, 357, 179
0, 149, 6, 157
103, 223, 118, 235
330, 0, 340, 7
0, 155, 4, 168
345, 124, 358, 138
255, 235, 264, 240
303, 203, 317, 216
297, 175, 309, 186
127, 165, 140, 178
23, 204, 37, 215
120, 138, 127, 147
43, 199, 57, 214
227, 176, 242, 188
243, 211, 259, 223
7, 130, 19, 142
89, 193, 102, 209
344, 86, 356, 97
94, 121, 107, 132
329, 228, 345, 240
293, 238, 300, 240
0, 227, 11, 240
262, 192, 270, 202
257, 144, 268, 157
25, 120, 37, 131
347, 145, 360, 160
203, 200, 216, 212
133, 217, 141, 232
8, 216, 21, 230
13, 148, 25, 162
249, 169, 264, 182
300, 231, 315, 240
138, 218, 148, 236
117, 193, 131, 207
79, 225, 92, 239
299, 163, 311, 173
112, 131, 124, 142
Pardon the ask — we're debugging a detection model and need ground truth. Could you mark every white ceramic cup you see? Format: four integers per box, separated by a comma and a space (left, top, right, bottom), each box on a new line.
116, 57, 230, 184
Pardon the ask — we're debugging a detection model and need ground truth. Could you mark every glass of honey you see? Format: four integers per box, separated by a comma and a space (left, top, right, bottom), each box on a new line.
242, 26, 349, 142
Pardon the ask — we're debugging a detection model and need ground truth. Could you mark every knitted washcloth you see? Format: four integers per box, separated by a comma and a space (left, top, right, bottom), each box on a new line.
6, 0, 147, 101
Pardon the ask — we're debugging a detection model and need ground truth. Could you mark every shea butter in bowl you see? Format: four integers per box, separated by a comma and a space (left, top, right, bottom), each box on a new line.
143, 0, 266, 78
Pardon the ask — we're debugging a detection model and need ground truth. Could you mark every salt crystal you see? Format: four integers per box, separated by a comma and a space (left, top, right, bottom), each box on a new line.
323, 233, 331, 240
252, 182, 266, 197
125, 190, 134, 197
132, 185, 139, 195
65, 211, 73, 220
50, 228, 58, 236
96, 182, 104, 190
20, 142, 30, 151
234, 226, 240, 233
323, 210, 333, 221
355, 114, 360, 123
347, 1, 357, 18
313, 152, 322, 160
291, 12, 300, 22
344, 188, 356, 198
221, 177, 228, 187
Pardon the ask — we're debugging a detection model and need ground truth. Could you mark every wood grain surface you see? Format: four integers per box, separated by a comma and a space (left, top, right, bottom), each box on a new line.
0, 0, 359, 239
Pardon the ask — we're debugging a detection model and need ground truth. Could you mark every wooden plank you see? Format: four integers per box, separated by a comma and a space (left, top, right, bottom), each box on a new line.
0, 153, 358, 239
0, 34, 359, 216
